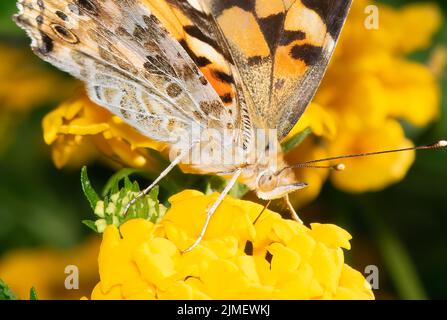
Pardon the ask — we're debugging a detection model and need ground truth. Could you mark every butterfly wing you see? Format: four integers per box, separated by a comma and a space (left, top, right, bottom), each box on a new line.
150, 0, 255, 150
165, 0, 352, 141
14, 0, 238, 146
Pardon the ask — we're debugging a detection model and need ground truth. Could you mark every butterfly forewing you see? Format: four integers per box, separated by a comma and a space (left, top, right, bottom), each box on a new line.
14, 0, 239, 146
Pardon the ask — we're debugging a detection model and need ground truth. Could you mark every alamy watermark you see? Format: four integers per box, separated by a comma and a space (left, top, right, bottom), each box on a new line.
64, 265, 79, 290
364, 265, 380, 290
364, 5, 380, 30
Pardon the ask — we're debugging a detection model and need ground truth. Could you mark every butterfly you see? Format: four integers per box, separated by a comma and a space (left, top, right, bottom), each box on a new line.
15, 0, 352, 251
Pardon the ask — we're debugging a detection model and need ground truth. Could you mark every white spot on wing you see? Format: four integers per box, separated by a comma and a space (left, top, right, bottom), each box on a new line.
186, 0, 204, 11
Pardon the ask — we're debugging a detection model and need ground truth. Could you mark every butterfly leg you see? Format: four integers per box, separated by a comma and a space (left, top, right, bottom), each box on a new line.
284, 194, 303, 224
182, 168, 242, 253
123, 148, 190, 216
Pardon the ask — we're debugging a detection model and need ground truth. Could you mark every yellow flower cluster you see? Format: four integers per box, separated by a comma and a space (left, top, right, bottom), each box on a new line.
40, 1, 442, 203
90, 190, 373, 300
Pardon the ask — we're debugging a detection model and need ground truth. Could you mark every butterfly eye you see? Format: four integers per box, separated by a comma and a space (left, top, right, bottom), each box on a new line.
50, 23, 79, 44
258, 172, 277, 192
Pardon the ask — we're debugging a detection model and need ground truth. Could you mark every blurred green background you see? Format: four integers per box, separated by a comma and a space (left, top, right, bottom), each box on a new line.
0, 0, 446, 299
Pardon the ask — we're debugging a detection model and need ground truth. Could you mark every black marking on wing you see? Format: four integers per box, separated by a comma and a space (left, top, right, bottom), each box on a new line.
183, 25, 222, 55
290, 44, 323, 66
166, 0, 234, 63
37, 0, 45, 10
75, 0, 99, 16
36, 15, 44, 25
258, 13, 285, 55
178, 39, 212, 67
39, 31, 54, 54
55, 10, 68, 21
213, 69, 234, 84
212, 0, 255, 16
221, 93, 233, 103
279, 30, 306, 46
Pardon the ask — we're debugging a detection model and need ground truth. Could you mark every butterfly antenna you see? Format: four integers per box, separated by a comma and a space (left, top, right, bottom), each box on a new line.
284, 140, 447, 172
289, 163, 346, 171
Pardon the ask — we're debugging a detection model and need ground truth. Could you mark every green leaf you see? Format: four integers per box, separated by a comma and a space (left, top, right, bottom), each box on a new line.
361, 201, 428, 300
150, 186, 160, 215
29, 287, 38, 300
82, 169, 167, 232
204, 176, 248, 199
80, 166, 100, 210
281, 127, 312, 154
124, 176, 133, 192
229, 182, 249, 199
149, 185, 159, 201
132, 181, 140, 192
102, 168, 142, 196
0, 280, 17, 300
204, 176, 227, 195
82, 220, 99, 233
373, 218, 427, 299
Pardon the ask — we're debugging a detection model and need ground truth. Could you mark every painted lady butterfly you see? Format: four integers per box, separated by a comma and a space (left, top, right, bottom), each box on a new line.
15, 0, 353, 251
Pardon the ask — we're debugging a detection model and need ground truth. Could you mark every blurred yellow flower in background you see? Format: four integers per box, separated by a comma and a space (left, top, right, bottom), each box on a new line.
90, 190, 373, 300
0, 237, 99, 300
39, 1, 442, 206
329, 120, 415, 192
42, 92, 167, 169
0, 44, 74, 152
0, 45, 73, 112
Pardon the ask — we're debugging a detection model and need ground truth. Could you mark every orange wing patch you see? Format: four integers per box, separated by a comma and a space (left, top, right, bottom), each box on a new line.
274, 46, 307, 78
217, 7, 270, 58
285, 2, 327, 46
255, 0, 283, 19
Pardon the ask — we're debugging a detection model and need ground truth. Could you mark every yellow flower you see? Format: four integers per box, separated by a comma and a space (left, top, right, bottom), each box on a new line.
90, 191, 374, 300
281, 102, 337, 206
378, 3, 442, 54
0, 237, 100, 300
284, 102, 337, 141
329, 119, 415, 193
42, 92, 167, 168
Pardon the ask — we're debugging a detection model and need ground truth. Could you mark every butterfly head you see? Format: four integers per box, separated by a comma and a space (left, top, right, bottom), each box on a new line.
241, 152, 307, 200
255, 167, 307, 200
